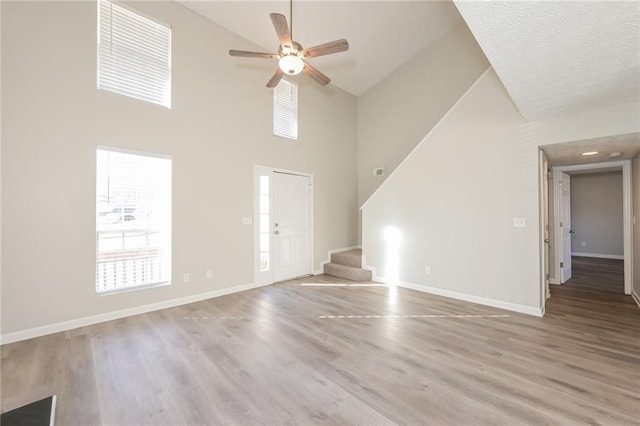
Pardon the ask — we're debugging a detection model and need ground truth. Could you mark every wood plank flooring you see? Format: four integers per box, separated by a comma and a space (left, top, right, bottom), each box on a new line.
2, 258, 639, 425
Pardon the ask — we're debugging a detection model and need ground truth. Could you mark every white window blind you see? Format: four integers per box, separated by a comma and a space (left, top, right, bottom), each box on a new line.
273, 80, 298, 139
96, 148, 172, 293
98, 0, 172, 108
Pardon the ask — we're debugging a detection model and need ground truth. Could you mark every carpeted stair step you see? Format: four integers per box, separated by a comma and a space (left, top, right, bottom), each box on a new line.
331, 249, 363, 268
324, 262, 372, 281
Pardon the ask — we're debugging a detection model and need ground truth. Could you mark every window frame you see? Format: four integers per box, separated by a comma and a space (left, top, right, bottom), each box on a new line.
95, 146, 173, 295
273, 79, 298, 140
97, 0, 172, 108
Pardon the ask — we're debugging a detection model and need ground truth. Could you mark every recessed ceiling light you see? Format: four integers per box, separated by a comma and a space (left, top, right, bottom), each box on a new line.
581, 151, 599, 156
610, 152, 622, 158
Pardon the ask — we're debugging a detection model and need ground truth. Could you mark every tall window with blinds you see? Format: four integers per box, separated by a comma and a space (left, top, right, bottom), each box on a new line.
273, 80, 298, 140
96, 148, 172, 293
97, 0, 172, 108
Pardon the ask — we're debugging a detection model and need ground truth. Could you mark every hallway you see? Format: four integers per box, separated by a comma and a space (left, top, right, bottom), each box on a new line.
546, 256, 637, 324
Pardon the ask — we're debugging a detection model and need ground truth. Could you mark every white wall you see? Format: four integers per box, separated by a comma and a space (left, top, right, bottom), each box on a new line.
633, 152, 640, 300
1, 1, 358, 336
570, 172, 623, 257
362, 69, 541, 313
357, 23, 489, 206
362, 67, 640, 315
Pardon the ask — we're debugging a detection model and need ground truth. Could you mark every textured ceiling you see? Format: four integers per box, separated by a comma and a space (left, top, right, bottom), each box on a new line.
177, 1, 463, 96
541, 133, 640, 166
454, 1, 640, 120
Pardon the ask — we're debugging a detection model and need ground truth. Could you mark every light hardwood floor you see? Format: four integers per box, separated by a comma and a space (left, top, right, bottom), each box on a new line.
2, 258, 639, 425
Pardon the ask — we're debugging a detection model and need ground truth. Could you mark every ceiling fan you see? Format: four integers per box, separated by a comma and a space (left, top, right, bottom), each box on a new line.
228, 0, 349, 88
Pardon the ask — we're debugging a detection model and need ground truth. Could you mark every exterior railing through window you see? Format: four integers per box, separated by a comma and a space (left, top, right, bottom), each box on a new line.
96, 229, 167, 292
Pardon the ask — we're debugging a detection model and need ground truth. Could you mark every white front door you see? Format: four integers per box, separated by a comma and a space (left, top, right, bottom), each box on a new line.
273, 172, 312, 282
560, 172, 572, 283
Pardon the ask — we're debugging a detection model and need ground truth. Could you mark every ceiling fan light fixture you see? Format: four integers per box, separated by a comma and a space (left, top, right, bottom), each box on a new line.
279, 54, 304, 75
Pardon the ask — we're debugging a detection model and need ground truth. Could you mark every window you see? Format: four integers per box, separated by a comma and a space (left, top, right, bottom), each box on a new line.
96, 148, 172, 293
259, 175, 270, 271
98, 0, 172, 108
273, 80, 298, 139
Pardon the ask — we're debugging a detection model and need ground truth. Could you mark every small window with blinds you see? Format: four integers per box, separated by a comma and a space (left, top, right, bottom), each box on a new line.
273, 80, 298, 140
97, 0, 172, 108
96, 148, 172, 294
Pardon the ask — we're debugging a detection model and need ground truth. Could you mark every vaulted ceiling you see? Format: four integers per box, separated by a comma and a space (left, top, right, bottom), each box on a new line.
179, 1, 640, 121
178, 1, 464, 96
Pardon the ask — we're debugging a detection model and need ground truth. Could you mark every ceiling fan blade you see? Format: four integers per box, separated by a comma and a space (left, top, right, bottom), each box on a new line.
229, 50, 277, 59
303, 63, 330, 86
266, 68, 285, 88
270, 13, 292, 47
301, 39, 349, 58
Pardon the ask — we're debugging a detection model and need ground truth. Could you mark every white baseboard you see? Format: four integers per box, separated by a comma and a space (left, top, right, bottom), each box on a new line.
373, 275, 542, 317
0, 281, 270, 345
571, 252, 624, 260
318, 245, 361, 274
632, 291, 640, 309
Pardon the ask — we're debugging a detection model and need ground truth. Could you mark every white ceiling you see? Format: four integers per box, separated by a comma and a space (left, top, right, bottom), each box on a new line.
454, 1, 640, 120
541, 133, 640, 167
178, 1, 463, 96
179, 1, 639, 119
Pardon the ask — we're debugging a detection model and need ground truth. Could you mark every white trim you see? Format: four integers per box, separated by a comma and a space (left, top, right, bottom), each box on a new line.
0, 281, 271, 345
538, 149, 549, 314
551, 160, 633, 295
549, 278, 561, 285
571, 252, 624, 260
317, 245, 361, 274
50, 395, 57, 426
372, 276, 542, 317
632, 291, 640, 309
361, 255, 377, 276
360, 66, 493, 210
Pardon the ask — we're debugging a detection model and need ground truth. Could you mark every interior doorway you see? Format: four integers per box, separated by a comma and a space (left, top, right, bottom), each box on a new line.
253, 166, 313, 286
548, 160, 632, 296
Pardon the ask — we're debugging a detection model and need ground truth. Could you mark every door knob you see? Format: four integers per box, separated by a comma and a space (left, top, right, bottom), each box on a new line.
544, 239, 549, 243
275, 230, 280, 235
274, 223, 279, 227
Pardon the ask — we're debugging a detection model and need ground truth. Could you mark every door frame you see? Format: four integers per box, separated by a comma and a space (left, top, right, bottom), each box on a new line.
538, 150, 551, 313
550, 160, 633, 295
253, 165, 314, 286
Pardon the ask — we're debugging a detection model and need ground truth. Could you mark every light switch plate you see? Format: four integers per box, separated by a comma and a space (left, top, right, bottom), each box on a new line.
513, 217, 526, 228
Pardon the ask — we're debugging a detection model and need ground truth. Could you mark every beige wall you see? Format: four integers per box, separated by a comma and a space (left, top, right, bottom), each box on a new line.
1, 1, 358, 335
362, 67, 640, 314
570, 172, 623, 257
362, 69, 540, 312
357, 23, 489, 206
634, 153, 640, 298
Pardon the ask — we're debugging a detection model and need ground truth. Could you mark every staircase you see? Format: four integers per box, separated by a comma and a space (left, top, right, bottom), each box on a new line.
323, 249, 372, 281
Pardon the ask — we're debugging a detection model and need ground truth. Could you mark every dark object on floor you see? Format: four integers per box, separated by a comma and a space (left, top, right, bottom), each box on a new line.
1, 395, 56, 426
